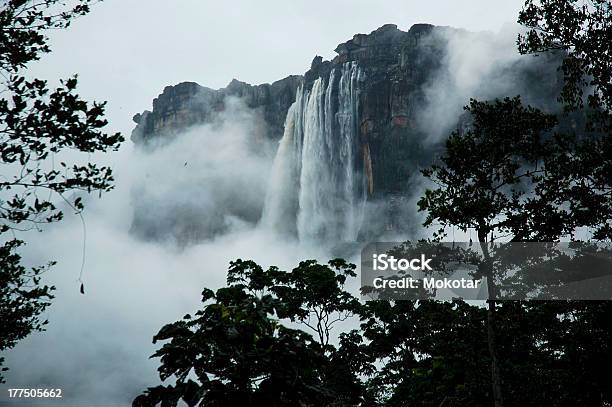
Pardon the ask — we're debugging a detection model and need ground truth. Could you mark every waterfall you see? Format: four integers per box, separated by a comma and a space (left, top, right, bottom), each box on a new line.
260, 89, 304, 236
262, 62, 364, 243
336, 62, 365, 240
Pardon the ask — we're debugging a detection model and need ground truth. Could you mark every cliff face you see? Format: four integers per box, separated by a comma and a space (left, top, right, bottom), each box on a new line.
131, 23, 564, 242
131, 25, 442, 197
132, 23, 561, 194
131, 76, 302, 145
311, 24, 443, 197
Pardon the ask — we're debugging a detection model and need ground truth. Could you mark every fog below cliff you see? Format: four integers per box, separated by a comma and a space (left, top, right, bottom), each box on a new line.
2, 98, 343, 405
130, 98, 276, 244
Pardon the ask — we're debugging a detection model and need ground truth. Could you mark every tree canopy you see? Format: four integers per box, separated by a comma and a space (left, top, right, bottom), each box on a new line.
134, 259, 363, 407
518, 0, 611, 129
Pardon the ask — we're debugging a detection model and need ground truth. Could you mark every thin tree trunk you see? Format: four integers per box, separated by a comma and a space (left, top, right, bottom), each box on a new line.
486, 298, 503, 407
479, 229, 504, 407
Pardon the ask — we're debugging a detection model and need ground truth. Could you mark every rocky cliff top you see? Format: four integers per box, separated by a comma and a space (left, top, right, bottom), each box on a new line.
131, 74, 301, 144
131, 22, 562, 161
334, 23, 433, 55
130, 24, 448, 145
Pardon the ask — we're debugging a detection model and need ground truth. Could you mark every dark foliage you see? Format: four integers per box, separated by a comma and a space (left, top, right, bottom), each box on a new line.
518, 0, 611, 127
134, 259, 363, 407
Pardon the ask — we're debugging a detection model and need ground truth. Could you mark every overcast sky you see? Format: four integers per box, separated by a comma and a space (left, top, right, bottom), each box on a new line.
29, 0, 525, 137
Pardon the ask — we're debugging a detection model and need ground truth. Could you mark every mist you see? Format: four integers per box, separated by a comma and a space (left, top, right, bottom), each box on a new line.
1, 98, 334, 406
417, 23, 562, 142
130, 97, 276, 245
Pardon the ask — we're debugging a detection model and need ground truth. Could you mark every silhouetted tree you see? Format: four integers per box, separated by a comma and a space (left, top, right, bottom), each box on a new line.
0, 0, 122, 381
518, 0, 611, 118
418, 97, 560, 407
518, 0, 611, 237
404, 3, 612, 403
134, 259, 363, 407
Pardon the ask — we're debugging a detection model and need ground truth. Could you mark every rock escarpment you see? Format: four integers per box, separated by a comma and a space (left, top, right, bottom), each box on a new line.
131, 23, 563, 242
132, 24, 443, 198
131, 76, 302, 145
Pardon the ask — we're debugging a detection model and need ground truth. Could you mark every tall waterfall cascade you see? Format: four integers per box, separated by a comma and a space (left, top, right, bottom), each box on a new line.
261, 62, 365, 243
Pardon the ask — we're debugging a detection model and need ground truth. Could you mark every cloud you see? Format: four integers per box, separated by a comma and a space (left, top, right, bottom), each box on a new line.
416, 23, 562, 142
129, 97, 276, 245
